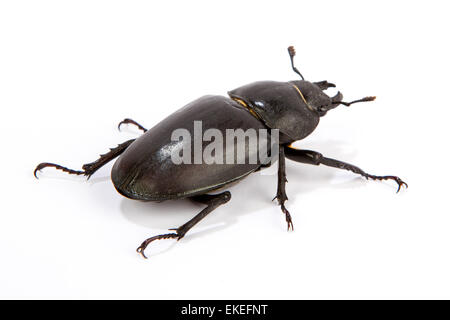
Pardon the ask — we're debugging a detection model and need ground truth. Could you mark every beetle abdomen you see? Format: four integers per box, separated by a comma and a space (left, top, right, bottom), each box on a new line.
111, 95, 270, 201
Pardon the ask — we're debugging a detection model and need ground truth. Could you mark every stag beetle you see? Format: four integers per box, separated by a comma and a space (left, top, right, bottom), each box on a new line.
34, 46, 407, 258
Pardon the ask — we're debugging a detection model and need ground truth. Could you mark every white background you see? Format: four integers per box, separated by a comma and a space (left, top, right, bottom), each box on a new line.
1, 1, 449, 299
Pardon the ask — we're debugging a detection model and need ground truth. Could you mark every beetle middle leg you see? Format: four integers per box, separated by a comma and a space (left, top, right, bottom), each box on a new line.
136, 191, 231, 259
273, 145, 294, 231
284, 146, 408, 192
34, 139, 135, 179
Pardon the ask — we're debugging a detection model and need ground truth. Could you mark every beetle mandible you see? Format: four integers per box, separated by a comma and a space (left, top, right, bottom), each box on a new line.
34, 46, 408, 258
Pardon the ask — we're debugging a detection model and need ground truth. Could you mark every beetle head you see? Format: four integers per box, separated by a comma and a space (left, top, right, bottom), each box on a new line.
228, 79, 376, 142
291, 80, 376, 117
290, 80, 337, 116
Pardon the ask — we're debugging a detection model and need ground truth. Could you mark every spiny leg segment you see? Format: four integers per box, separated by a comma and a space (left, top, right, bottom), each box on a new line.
273, 145, 294, 231
34, 139, 135, 179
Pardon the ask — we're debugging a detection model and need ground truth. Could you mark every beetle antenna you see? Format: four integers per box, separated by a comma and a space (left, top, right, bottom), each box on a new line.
288, 46, 304, 80
338, 96, 376, 107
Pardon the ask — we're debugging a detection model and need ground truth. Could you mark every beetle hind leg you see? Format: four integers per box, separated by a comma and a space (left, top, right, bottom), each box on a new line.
34, 139, 135, 179
136, 191, 231, 259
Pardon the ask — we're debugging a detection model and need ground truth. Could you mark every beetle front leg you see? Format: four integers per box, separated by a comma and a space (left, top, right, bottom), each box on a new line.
136, 191, 231, 259
284, 146, 408, 192
273, 145, 294, 231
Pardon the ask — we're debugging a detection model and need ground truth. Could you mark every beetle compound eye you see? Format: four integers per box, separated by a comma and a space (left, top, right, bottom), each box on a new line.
317, 106, 328, 116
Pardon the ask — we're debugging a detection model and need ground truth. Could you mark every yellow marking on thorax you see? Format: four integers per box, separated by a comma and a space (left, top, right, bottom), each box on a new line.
291, 84, 315, 112
232, 97, 261, 120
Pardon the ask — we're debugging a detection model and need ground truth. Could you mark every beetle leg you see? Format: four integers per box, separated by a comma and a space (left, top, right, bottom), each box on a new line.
284, 146, 408, 193
136, 191, 231, 259
118, 118, 147, 133
273, 145, 294, 231
34, 139, 135, 179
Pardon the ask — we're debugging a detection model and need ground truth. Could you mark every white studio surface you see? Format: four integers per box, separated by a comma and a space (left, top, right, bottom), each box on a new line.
1, 1, 449, 299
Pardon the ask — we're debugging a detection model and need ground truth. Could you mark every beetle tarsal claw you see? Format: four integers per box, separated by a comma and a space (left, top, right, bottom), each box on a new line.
395, 178, 408, 193
363, 174, 408, 193
136, 233, 180, 259
136, 246, 147, 259
33, 162, 84, 179
281, 204, 294, 231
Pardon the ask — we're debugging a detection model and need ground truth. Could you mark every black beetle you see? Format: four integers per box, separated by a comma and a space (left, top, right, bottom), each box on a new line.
35, 46, 407, 258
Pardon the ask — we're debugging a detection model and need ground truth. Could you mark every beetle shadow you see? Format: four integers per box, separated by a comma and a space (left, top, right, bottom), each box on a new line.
119, 138, 367, 254
119, 171, 275, 236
